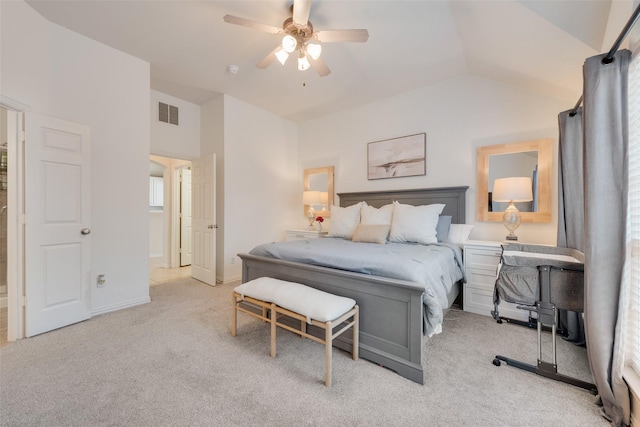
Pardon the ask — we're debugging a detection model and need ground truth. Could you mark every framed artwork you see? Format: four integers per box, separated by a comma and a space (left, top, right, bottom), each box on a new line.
367, 133, 426, 180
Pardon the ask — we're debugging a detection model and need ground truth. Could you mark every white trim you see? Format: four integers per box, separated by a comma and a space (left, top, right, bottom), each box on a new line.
6, 110, 24, 341
218, 274, 241, 285
0, 95, 29, 112
90, 296, 151, 317
624, 366, 640, 426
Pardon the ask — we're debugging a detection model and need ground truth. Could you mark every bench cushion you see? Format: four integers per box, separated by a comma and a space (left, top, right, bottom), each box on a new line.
234, 277, 356, 323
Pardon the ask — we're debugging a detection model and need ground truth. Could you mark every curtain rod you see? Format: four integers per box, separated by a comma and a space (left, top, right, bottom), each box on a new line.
569, 3, 640, 117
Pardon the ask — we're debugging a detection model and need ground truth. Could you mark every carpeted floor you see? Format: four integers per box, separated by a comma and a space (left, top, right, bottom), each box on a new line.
0, 278, 607, 426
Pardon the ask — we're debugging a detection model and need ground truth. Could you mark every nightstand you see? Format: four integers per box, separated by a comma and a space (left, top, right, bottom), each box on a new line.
285, 229, 328, 241
463, 240, 528, 321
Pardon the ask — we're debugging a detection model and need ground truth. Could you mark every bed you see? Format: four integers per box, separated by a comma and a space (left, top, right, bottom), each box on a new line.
238, 186, 468, 384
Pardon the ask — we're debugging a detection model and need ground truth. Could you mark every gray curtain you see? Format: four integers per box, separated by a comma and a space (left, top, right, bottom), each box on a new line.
582, 50, 630, 426
557, 107, 584, 250
557, 107, 586, 345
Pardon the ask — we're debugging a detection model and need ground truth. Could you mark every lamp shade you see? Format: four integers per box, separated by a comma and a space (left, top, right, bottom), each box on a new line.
282, 35, 297, 53
274, 47, 290, 65
320, 192, 328, 205
303, 190, 322, 205
492, 177, 533, 202
306, 43, 322, 60
298, 54, 311, 71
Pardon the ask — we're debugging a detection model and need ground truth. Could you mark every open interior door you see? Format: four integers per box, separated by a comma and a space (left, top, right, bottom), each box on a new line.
190, 154, 216, 285
25, 112, 91, 336
179, 168, 192, 266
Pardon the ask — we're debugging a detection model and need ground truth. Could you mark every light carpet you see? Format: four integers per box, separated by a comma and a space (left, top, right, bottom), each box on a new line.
0, 278, 608, 426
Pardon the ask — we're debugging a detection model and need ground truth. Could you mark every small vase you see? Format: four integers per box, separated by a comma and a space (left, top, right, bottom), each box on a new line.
316, 222, 323, 231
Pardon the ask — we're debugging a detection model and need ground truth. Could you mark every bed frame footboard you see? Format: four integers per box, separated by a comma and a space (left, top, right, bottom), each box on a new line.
239, 253, 426, 384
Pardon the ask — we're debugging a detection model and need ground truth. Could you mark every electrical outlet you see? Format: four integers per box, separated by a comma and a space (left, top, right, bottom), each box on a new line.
97, 274, 106, 288
230, 257, 236, 265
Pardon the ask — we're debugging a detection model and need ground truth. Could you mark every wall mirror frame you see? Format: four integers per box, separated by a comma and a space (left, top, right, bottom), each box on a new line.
304, 166, 334, 218
477, 138, 552, 223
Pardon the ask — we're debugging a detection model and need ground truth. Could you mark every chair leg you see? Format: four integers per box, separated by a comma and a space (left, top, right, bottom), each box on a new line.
270, 303, 277, 358
231, 293, 237, 337
352, 306, 359, 361
325, 321, 333, 387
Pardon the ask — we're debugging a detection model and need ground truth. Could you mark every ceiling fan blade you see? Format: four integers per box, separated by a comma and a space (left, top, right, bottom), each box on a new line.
308, 55, 331, 77
292, 0, 312, 27
223, 15, 282, 35
256, 46, 281, 69
314, 29, 369, 43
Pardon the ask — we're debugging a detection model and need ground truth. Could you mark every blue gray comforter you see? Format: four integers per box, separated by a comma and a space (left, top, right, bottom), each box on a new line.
249, 237, 464, 336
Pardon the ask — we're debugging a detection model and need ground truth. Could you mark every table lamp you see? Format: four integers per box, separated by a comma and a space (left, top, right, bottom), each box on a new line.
303, 190, 322, 230
492, 177, 533, 241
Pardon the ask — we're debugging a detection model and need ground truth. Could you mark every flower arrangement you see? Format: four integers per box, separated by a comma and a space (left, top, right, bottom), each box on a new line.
315, 216, 324, 223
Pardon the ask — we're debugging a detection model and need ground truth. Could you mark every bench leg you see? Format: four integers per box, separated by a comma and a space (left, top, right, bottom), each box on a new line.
270, 303, 277, 358
325, 320, 333, 387
231, 293, 237, 337
353, 305, 359, 361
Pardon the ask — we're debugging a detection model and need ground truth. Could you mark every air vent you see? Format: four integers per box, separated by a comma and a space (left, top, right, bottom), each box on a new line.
158, 102, 179, 126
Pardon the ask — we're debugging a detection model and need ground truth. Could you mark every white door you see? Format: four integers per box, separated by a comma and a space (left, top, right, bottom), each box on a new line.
25, 113, 91, 337
190, 154, 216, 285
180, 168, 192, 266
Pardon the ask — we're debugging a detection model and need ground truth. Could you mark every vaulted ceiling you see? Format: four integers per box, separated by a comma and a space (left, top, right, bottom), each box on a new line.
26, 0, 631, 123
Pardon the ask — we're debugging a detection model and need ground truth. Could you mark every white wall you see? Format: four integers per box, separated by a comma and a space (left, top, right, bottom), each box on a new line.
149, 212, 164, 257
214, 95, 298, 282
299, 75, 569, 245
1, 1, 151, 313
150, 90, 201, 159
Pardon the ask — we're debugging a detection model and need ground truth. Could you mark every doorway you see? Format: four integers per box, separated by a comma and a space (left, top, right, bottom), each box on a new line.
0, 108, 8, 346
148, 155, 192, 285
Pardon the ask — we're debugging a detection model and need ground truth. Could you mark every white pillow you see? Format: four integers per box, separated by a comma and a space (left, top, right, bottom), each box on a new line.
328, 202, 363, 239
446, 224, 475, 245
388, 202, 445, 245
360, 203, 394, 225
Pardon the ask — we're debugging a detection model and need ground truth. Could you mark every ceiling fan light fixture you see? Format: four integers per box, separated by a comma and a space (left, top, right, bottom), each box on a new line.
298, 54, 311, 71
306, 43, 322, 60
275, 47, 290, 65
282, 35, 297, 53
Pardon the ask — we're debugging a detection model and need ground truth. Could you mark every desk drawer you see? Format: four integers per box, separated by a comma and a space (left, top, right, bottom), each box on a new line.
466, 269, 497, 287
465, 248, 501, 273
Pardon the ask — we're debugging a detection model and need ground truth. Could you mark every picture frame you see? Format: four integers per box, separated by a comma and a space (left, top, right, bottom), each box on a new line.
367, 133, 426, 180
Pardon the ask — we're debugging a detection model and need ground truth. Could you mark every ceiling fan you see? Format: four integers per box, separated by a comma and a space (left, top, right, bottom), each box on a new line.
223, 0, 369, 77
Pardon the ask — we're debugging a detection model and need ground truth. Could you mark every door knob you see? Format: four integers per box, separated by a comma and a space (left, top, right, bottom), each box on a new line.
81, 228, 91, 235
207, 224, 214, 229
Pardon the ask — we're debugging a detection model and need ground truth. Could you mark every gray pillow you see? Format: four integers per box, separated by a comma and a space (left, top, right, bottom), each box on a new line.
436, 215, 452, 242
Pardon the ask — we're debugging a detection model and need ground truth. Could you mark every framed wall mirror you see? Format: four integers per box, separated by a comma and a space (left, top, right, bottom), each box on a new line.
304, 166, 334, 218
477, 138, 552, 223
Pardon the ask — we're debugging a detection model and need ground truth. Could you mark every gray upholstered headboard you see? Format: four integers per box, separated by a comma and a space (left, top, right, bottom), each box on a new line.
337, 186, 468, 224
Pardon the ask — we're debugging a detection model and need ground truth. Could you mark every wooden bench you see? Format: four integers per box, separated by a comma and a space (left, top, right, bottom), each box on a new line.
231, 277, 359, 387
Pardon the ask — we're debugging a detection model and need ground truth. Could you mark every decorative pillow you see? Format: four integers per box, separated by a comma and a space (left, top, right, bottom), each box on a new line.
446, 224, 475, 245
327, 202, 363, 239
352, 224, 390, 244
436, 215, 452, 243
388, 202, 446, 245
360, 203, 394, 225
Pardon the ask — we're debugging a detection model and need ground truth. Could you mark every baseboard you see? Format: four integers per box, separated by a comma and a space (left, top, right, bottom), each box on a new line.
217, 274, 241, 285
90, 296, 151, 317
624, 366, 640, 426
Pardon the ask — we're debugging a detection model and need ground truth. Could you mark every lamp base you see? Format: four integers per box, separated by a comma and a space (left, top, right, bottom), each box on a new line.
502, 202, 521, 243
